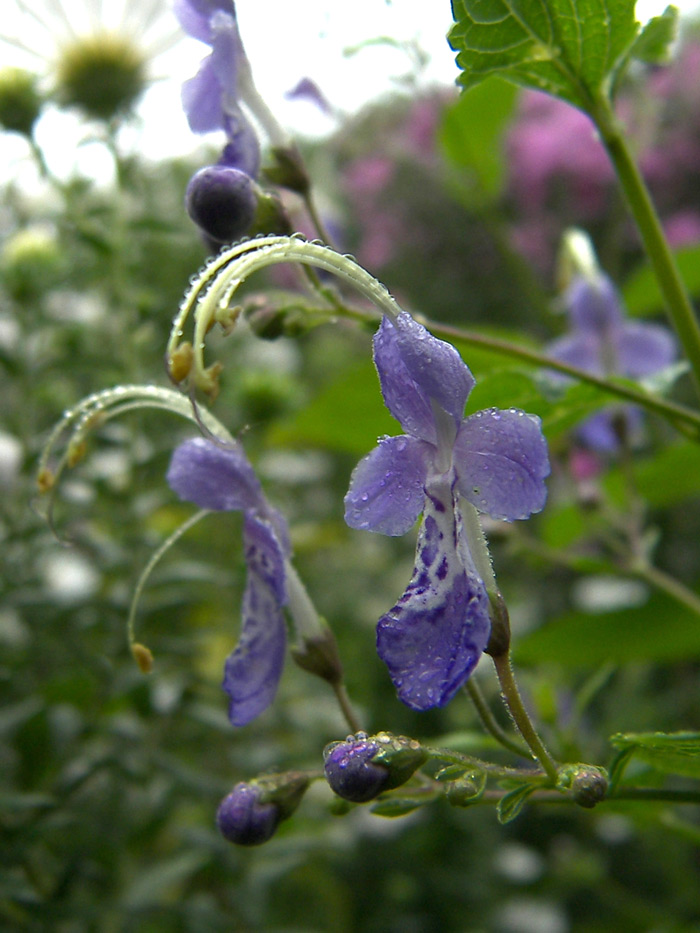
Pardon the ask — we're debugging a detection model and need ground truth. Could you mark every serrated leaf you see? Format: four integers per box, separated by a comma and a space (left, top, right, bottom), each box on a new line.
610, 731, 700, 779
369, 796, 428, 817
449, 0, 639, 110
628, 5, 678, 64
497, 782, 537, 823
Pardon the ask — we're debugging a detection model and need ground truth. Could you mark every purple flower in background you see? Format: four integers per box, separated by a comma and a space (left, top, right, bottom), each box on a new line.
167, 437, 290, 726
548, 272, 677, 450
345, 313, 549, 711
175, 0, 260, 176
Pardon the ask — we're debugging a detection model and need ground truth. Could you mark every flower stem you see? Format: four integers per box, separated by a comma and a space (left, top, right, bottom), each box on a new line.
331, 682, 363, 734
464, 679, 531, 758
592, 96, 700, 400
490, 652, 559, 783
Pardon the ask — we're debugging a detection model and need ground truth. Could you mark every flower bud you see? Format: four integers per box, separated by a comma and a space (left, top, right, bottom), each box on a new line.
323, 734, 390, 803
216, 782, 281, 846
556, 763, 608, 809
185, 165, 258, 245
323, 731, 427, 803
0, 68, 43, 137
217, 771, 309, 846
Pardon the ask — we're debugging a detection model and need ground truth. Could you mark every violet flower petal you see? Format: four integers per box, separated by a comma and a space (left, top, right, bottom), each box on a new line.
390, 313, 475, 424
344, 435, 431, 535
547, 332, 603, 378
577, 407, 644, 451
175, 0, 235, 42
376, 481, 491, 710
373, 315, 434, 443
453, 409, 550, 521
181, 57, 227, 133
616, 322, 677, 377
566, 275, 623, 333
223, 515, 287, 726
166, 437, 263, 512
373, 313, 475, 443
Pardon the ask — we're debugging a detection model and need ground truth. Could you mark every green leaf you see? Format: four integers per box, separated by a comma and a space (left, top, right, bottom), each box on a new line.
609, 731, 700, 779
369, 796, 430, 817
268, 358, 396, 455
439, 76, 518, 200
623, 245, 700, 317
497, 782, 537, 823
514, 591, 700, 667
448, 0, 639, 110
628, 5, 678, 64
605, 441, 700, 508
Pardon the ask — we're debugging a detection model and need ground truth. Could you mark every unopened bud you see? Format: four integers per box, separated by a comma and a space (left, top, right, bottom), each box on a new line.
264, 145, 310, 195
0, 68, 43, 136
324, 731, 427, 803
484, 592, 511, 658
556, 764, 608, 809
217, 771, 309, 846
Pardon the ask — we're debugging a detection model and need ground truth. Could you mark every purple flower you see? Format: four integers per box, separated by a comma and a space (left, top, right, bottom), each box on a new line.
344, 313, 550, 711
548, 273, 677, 450
175, 0, 260, 176
166, 437, 290, 726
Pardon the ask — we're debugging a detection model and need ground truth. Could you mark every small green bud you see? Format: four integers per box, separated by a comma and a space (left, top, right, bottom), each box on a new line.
290, 621, 344, 686
484, 592, 511, 658
556, 763, 608, 809
1, 227, 64, 302
445, 769, 487, 807
263, 145, 310, 195
0, 68, 43, 136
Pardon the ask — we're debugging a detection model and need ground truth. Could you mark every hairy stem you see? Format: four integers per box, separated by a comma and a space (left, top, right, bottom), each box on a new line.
464, 679, 530, 758
491, 652, 559, 783
592, 96, 700, 398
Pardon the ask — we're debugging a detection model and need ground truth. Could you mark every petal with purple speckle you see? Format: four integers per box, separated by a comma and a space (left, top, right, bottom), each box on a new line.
376, 480, 491, 710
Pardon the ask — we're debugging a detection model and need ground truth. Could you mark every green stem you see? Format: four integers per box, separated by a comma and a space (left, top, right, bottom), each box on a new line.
491, 652, 559, 783
464, 679, 530, 758
592, 96, 700, 398
422, 318, 700, 439
331, 682, 363, 734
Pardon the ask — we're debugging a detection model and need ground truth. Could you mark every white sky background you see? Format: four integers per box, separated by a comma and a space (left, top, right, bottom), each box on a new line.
1, 0, 699, 186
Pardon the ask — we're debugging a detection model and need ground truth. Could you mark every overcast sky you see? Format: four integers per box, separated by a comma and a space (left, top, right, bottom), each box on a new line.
0, 0, 697, 185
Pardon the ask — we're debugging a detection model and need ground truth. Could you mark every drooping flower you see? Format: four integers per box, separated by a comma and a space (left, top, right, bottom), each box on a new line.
167, 436, 291, 726
174, 0, 260, 174
344, 313, 550, 711
548, 236, 677, 451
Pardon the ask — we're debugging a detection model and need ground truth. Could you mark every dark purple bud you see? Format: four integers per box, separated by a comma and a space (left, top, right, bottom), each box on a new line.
185, 165, 257, 244
323, 734, 390, 803
216, 781, 281, 846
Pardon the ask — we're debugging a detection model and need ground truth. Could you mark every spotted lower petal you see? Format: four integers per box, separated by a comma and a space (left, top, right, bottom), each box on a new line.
376, 480, 491, 711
